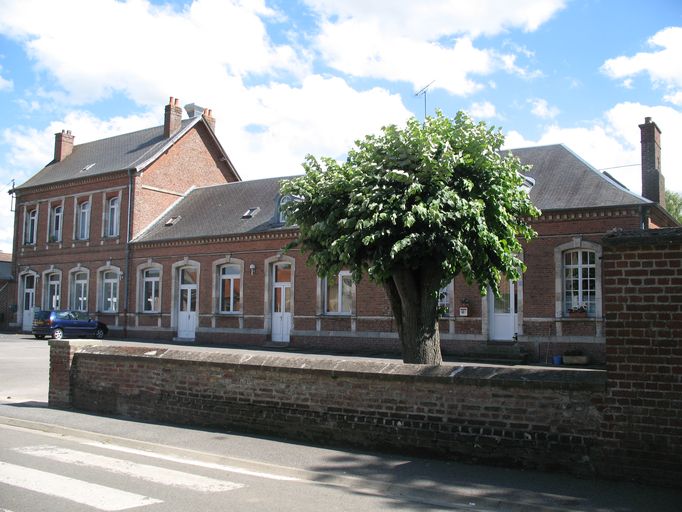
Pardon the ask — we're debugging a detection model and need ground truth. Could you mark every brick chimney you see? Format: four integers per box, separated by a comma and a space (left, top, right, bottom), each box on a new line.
54, 130, 74, 162
639, 116, 665, 208
164, 96, 183, 138
202, 108, 216, 132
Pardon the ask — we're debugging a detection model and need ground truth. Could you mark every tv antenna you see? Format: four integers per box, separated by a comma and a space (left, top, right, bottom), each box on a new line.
414, 80, 435, 119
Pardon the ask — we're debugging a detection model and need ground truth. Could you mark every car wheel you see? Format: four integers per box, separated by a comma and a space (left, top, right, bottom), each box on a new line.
94, 327, 105, 339
52, 328, 64, 340
34, 334, 45, 339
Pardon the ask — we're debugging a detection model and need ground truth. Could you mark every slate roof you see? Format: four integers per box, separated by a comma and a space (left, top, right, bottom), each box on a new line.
16, 118, 201, 190
136, 143, 651, 244
506, 144, 649, 210
134, 177, 294, 243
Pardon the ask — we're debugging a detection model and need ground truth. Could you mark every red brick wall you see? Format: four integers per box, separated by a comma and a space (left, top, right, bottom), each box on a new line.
601, 228, 682, 486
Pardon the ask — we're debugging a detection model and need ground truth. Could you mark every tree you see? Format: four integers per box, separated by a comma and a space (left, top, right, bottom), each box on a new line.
665, 190, 682, 224
281, 111, 540, 365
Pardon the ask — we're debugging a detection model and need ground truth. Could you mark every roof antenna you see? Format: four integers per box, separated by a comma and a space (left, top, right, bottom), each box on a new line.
414, 80, 435, 120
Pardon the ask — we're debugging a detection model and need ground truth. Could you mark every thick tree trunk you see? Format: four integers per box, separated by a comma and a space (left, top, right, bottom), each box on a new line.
384, 266, 443, 365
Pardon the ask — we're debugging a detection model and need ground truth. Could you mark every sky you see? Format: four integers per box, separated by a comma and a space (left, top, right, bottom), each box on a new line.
0, 0, 681, 253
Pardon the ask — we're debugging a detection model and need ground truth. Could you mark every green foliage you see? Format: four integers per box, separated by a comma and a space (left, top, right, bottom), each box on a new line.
281, 111, 541, 297
665, 190, 682, 224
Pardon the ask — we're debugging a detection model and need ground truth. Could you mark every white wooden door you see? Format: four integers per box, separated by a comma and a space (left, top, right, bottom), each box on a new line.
177, 268, 197, 340
490, 278, 517, 341
22, 274, 36, 332
272, 263, 292, 342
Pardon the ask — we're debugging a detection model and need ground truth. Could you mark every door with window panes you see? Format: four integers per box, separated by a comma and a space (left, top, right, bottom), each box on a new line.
21, 274, 36, 332
272, 263, 292, 342
177, 267, 198, 340
490, 277, 517, 341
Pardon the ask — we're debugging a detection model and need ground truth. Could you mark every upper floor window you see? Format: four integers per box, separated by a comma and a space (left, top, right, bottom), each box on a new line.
219, 264, 241, 313
438, 284, 451, 316
49, 204, 63, 242
325, 271, 352, 314
71, 271, 89, 312
563, 249, 596, 316
24, 208, 37, 245
141, 268, 161, 313
278, 195, 293, 224
77, 201, 90, 240
106, 197, 120, 237
101, 270, 119, 313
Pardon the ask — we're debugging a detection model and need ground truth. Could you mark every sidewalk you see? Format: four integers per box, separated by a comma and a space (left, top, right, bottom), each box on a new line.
1, 402, 680, 511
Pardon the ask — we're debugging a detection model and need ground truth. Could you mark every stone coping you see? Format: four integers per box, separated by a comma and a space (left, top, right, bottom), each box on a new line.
65, 342, 605, 391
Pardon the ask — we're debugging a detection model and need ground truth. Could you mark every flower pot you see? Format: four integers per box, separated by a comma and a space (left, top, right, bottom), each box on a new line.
568, 310, 587, 318
563, 355, 589, 365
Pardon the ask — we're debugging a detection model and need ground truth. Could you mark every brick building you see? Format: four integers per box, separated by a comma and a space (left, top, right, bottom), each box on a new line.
9, 102, 678, 362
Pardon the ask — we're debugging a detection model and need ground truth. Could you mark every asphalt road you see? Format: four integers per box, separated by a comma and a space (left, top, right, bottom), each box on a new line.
1, 332, 681, 511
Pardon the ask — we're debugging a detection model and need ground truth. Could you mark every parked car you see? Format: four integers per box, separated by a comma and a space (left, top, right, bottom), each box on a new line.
32, 310, 108, 340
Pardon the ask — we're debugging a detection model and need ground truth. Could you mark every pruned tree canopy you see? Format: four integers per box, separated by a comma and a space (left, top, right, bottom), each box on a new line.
281, 111, 540, 364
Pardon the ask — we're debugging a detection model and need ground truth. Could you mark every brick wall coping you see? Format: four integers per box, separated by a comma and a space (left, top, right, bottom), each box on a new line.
603, 227, 682, 244
72, 344, 605, 391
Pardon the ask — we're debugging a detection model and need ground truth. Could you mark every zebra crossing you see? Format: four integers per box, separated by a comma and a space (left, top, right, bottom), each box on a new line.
0, 443, 249, 511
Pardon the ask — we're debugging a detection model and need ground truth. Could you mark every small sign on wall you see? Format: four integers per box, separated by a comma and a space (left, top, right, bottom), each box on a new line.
459, 306, 468, 317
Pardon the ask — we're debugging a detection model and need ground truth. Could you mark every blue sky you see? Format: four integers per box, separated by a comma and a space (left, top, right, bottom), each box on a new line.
0, 0, 681, 253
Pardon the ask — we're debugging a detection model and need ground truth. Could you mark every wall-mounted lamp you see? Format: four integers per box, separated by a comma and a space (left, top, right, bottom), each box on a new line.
249, 263, 256, 275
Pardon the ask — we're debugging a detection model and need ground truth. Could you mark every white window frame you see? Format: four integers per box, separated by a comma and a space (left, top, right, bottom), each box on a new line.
100, 268, 120, 313
70, 270, 89, 312
76, 200, 90, 240
218, 264, 242, 313
44, 272, 61, 310
554, 238, 602, 319
49, 203, 63, 242
141, 267, 161, 313
106, 196, 120, 237
324, 271, 353, 315
24, 207, 38, 245
438, 282, 454, 317
278, 195, 293, 224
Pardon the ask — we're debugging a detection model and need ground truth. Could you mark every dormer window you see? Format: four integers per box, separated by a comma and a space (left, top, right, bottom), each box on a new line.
278, 196, 293, 224
242, 207, 259, 219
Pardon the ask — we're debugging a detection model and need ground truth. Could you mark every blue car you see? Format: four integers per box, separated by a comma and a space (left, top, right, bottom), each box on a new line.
32, 310, 108, 340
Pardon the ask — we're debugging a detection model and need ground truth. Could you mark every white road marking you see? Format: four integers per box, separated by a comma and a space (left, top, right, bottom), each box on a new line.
15, 445, 244, 492
0, 461, 162, 511
81, 439, 303, 482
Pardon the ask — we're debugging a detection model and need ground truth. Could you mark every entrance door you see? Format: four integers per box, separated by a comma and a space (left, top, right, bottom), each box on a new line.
22, 274, 36, 332
177, 268, 197, 340
490, 278, 517, 341
272, 263, 292, 342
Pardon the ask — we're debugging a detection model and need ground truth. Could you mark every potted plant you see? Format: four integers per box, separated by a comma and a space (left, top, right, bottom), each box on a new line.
563, 348, 589, 365
568, 303, 588, 318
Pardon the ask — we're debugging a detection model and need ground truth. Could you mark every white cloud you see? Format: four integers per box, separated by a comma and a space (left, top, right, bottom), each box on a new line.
304, 0, 566, 38
0, 65, 12, 91
602, 27, 682, 104
468, 101, 498, 119
0, 0, 308, 106
504, 102, 682, 194
529, 98, 559, 119
309, 1, 556, 96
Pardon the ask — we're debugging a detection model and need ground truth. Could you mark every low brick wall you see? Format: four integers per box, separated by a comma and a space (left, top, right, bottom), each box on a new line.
51, 341, 604, 475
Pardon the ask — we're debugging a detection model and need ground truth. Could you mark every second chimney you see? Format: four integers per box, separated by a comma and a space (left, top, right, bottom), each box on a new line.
639, 116, 665, 208
164, 96, 183, 138
202, 108, 216, 132
54, 130, 74, 162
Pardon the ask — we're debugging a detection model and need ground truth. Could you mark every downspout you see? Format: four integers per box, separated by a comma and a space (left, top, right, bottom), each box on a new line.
123, 169, 134, 337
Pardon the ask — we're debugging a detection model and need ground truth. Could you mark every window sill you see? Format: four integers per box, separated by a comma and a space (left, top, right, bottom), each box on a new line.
216, 311, 242, 316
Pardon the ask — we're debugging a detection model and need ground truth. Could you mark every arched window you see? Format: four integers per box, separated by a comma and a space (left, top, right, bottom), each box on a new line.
50, 204, 63, 242
44, 273, 61, 310
106, 197, 120, 237
24, 208, 37, 245
219, 264, 241, 313
71, 271, 89, 312
77, 201, 90, 240
563, 249, 597, 315
100, 269, 119, 312
141, 268, 161, 313
278, 195, 293, 224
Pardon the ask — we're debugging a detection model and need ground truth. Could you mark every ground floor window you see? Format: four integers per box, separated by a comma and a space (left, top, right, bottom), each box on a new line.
101, 270, 119, 313
563, 249, 596, 316
325, 271, 352, 314
142, 268, 161, 312
71, 271, 89, 312
219, 264, 241, 313
44, 273, 61, 310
